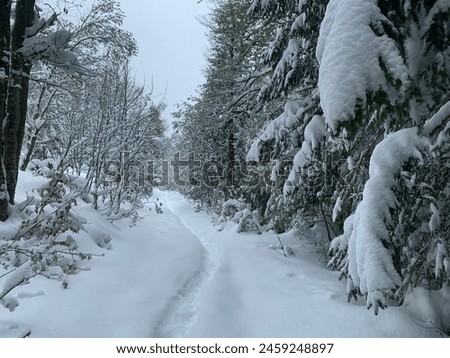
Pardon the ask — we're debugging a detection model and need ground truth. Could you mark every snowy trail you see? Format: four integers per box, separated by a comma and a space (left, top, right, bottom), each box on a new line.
150, 241, 207, 338
151, 191, 222, 337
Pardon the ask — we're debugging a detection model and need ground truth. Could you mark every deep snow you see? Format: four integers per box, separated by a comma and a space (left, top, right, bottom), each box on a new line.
0, 173, 444, 338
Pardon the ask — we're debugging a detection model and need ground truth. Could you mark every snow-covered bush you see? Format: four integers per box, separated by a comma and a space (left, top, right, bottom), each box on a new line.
235, 209, 263, 234
216, 199, 245, 230
0, 162, 95, 312
216, 199, 263, 234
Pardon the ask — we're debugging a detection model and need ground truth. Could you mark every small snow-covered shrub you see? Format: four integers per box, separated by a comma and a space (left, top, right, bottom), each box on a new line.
216, 199, 263, 233
0, 163, 97, 312
221, 199, 246, 218
235, 209, 263, 234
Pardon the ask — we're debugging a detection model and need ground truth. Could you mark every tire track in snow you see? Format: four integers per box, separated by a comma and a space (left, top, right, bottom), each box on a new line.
151, 191, 221, 338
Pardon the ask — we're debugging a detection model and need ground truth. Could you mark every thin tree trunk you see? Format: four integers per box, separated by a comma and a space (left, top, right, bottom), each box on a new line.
20, 130, 39, 172
20, 86, 56, 172
225, 115, 236, 200
16, 60, 32, 169
0, 0, 10, 123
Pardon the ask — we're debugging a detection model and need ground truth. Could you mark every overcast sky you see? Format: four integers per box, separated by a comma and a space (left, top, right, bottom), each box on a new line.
118, 0, 210, 133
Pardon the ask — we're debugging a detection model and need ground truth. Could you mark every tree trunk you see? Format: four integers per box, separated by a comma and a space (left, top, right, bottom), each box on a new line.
0, 0, 35, 221
0, 0, 10, 121
20, 130, 38, 172
3, 0, 35, 204
225, 116, 235, 195
0, 0, 11, 221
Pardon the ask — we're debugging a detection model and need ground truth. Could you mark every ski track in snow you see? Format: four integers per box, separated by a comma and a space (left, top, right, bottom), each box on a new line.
151, 191, 221, 338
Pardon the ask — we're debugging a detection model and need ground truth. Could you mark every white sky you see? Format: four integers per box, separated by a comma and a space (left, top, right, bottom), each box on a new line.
118, 0, 210, 133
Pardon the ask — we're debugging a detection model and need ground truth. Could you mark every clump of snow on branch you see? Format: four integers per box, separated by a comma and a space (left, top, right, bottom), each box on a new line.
0, 262, 34, 300
284, 115, 328, 195
20, 29, 82, 73
246, 101, 304, 162
423, 100, 450, 136
0, 261, 35, 312
266, 38, 304, 95
316, 0, 408, 132
332, 197, 343, 223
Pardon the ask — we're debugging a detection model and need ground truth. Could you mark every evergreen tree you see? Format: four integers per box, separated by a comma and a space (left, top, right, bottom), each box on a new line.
174, 0, 271, 211
320, 0, 450, 313
247, 0, 450, 314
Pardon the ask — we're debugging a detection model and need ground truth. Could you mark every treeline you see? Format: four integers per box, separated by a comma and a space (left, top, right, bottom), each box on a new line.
174, 0, 450, 322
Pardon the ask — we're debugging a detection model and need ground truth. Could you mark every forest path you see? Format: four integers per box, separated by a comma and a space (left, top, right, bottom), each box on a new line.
150, 190, 222, 337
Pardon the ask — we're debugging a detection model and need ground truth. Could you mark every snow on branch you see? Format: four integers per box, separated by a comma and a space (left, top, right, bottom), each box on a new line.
423, 100, 450, 136
316, 0, 408, 132
340, 128, 429, 314
247, 0, 278, 16
284, 114, 328, 195
0, 261, 35, 309
20, 29, 84, 74
246, 100, 304, 162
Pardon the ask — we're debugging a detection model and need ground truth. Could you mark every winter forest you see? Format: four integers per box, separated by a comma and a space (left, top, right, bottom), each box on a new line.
0, 0, 449, 338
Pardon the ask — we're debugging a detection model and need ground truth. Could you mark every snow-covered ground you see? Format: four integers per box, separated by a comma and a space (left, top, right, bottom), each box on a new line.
0, 173, 444, 338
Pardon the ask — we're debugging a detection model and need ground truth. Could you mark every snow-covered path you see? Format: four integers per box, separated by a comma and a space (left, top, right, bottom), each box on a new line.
151, 191, 221, 337
0, 188, 441, 338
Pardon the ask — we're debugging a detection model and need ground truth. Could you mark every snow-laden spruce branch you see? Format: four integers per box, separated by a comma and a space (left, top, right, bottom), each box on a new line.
316, 0, 408, 132
341, 129, 428, 313
423, 100, 450, 137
